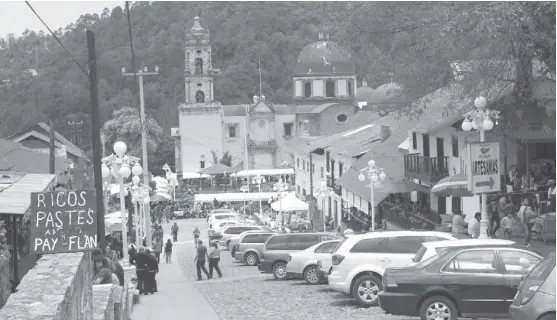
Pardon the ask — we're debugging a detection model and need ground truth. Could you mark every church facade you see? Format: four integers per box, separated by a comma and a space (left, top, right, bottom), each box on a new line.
176, 17, 373, 178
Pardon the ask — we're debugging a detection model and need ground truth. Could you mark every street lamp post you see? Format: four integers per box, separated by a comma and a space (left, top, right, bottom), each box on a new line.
461, 96, 500, 239
240, 185, 249, 207
252, 175, 266, 214
101, 141, 143, 262
358, 160, 387, 231
315, 180, 334, 232
273, 179, 289, 229
122, 65, 159, 247
130, 176, 150, 248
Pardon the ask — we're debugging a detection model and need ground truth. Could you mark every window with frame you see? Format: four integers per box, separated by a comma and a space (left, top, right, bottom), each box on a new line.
499, 250, 541, 275
412, 132, 418, 150
442, 249, 498, 273
314, 241, 340, 253
228, 124, 237, 138
290, 234, 320, 250
349, 238, 390, 253
283, 123, 293, 137
452, 136, 459, 157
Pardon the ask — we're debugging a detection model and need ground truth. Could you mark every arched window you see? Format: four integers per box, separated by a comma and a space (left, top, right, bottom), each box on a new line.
195, 91, 205, 103
325, 80, 335, 97
304, 81, 312, 97
195, 58, 203, 75
347, 80, 353, 97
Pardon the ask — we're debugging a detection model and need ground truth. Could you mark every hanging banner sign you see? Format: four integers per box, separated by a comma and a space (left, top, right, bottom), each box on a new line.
467, 141, 501, 194
29, 190, 98, 254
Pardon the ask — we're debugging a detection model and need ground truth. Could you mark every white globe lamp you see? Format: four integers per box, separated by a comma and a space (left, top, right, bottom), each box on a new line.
101, 163, 110, 178
120, 164, 132, 178
379, 172, 386, 180
113, 141, 127, 156
132, 175, 140, 185
483, 119, 494, 131
358, 173, 366, 182
368, 160, 376, 167
132, 163, 143, 176
371, 174, 379, 182
461, 118, 472, 131
474, 96, 487, 109
471, 121, 479, 130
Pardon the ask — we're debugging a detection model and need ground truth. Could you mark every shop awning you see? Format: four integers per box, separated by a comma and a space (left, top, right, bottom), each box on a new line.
182, 172, 211, 179
232, 168, 295, 177
194, 192, 279, 203
0, 173, 57, 215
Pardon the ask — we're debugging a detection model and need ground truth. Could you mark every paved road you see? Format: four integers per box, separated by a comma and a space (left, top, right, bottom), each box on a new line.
133, 218, 505, 320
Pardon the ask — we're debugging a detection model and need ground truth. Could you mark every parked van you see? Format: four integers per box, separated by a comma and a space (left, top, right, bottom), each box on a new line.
234, 232, 276, 266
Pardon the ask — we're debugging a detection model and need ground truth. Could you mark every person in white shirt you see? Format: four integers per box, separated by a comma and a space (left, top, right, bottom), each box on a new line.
452, 210, 468, 238
500, 213, 514, 240
467, 212, 481, 238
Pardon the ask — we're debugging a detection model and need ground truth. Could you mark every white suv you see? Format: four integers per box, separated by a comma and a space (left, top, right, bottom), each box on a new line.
327, 230, 456, 307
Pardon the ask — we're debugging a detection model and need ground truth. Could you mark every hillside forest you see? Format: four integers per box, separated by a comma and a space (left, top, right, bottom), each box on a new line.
0, 2, 554, 171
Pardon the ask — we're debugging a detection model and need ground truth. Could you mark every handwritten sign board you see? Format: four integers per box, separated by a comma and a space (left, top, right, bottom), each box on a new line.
29, 190, 98, 254
467, 141, 501, 194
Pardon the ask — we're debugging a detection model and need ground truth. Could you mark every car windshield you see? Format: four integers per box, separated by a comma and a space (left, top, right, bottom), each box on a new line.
526, 254, 556, 280
413, 248, 449, 268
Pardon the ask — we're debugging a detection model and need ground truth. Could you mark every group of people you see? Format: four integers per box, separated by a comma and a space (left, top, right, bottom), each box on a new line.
129, 246, 159, 295
452, 194, 553, 246
193, 232, 223, 281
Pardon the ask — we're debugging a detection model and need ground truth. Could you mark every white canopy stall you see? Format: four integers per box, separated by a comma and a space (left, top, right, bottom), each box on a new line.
271, 193, 308, 211
194, 192, 278, 203
182, 172, 211, 179
232, 168, 295, 177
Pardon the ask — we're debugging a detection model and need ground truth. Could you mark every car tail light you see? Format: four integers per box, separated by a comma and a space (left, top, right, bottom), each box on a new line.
332, 254, 345, 265
382, 274, 398, 288
519, 285, 540, 305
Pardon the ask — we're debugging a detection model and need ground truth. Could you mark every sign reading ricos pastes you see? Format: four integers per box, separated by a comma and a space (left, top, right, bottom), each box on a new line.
467, 141, 501, 194
29, 190, 98, 254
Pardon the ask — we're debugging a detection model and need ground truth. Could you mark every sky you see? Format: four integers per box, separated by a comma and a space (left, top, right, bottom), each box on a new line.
0, 1, 120, 37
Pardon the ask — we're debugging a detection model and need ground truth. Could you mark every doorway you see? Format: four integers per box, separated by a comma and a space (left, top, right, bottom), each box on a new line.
422, 134, 430, 157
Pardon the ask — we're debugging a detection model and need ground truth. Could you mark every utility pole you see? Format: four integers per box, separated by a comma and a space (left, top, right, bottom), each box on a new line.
122, 66, 158, 247
87, 30, 106, 250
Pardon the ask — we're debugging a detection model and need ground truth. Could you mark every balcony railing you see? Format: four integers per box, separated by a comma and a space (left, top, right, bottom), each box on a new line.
404, 154, 449, 184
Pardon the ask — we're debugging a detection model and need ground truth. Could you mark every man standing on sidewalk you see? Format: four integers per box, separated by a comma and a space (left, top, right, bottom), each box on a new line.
194, 240, 211, 281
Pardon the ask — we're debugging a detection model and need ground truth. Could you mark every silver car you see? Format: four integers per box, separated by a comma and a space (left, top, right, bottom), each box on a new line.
218, 225, 269, 250
234, 232, 276, 266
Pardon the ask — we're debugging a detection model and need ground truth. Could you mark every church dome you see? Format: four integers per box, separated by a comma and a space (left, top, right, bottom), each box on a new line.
294, 34, 354, 76
370, 82, 402, 102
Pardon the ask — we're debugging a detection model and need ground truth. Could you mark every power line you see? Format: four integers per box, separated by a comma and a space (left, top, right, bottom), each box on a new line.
25, 1, 89, 76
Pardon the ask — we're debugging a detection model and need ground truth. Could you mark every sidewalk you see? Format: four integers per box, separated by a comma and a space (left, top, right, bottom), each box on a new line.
130, 249, 220, 320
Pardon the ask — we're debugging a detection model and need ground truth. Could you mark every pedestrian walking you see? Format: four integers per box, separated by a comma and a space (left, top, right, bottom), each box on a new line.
144, 248, 159, 294
131, 247, 149, 294
153, 239, 162, 264
467, 212, 481, 238
193, 226, 201, 248
501, 212, 514, 240
208, 242, 222, 278
164, 239, 173, 264
171, 222, 179, 242
207, 224, 215, 241
518, 197, 538, 247
194, 240, 211, 281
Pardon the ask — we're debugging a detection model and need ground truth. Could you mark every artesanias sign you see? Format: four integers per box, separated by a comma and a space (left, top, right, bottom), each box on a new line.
29, 190, 98, 254
467, 141, 501, 194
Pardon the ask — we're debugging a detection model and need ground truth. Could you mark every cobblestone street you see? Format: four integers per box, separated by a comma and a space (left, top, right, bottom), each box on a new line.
172, 219, 501, 320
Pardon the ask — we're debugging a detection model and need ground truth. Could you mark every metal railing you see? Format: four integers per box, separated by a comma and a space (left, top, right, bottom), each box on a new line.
404, 154, 449, 183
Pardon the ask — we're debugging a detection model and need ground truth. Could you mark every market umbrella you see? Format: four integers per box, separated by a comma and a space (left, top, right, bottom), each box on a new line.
197, 163, 234, 175
432, 174, 473, 197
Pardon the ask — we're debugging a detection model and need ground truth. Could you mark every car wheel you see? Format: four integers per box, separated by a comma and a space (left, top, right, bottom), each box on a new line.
303, 265, 320, 285
272, 262, 287, 280
245, 252, 259, 266
419, 295, 458, 320
351, 274, 382, 307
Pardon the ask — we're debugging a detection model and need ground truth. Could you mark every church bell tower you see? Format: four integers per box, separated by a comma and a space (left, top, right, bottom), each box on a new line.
185, 16, 214, 104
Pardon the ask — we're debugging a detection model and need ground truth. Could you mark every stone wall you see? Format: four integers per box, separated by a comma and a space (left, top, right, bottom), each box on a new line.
92, 284, 114, 320
0, 249, 10, 308
0, 252, 93, 320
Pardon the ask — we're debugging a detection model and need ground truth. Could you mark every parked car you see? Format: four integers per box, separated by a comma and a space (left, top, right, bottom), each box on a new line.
410, 238, 516, 266
212, 220, 240, 239
286, 239, 342, 284
328, 230, 456, 307
208, 212, 240, 226
229, 230, 270, 256
234, 232, 276, 266
510, 253, 556, 320
258, 232, 343, 280
378, 244, 543, 319
218, 225, 270, 249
